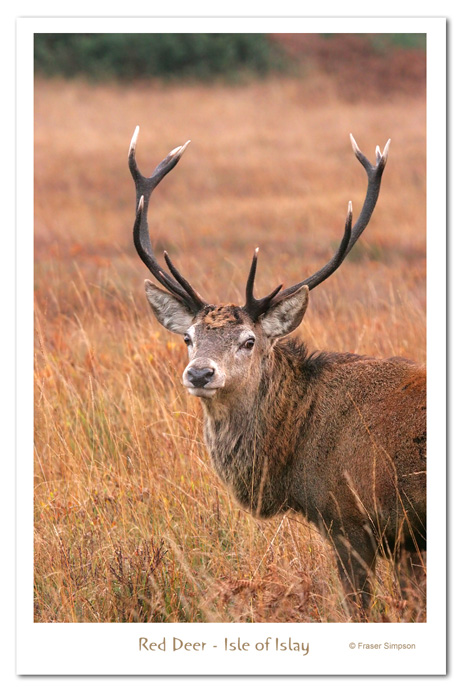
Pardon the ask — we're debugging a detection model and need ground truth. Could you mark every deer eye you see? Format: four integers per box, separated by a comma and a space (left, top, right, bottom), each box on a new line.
240, 337, 255, 351
184, 334, 192, 346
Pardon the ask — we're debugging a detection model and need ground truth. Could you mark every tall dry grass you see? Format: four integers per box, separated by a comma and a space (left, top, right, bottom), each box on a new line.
34, 73, 426, 623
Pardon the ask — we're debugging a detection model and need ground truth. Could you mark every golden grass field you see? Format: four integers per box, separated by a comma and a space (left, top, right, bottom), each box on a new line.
34, 68, 426, 623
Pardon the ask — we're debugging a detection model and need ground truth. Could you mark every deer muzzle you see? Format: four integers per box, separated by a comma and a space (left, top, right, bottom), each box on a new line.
183, 360, 225, 398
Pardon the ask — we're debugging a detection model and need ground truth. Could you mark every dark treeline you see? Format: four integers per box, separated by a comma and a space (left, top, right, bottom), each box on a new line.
34, 34, 287, 81
34, 33, 426, 84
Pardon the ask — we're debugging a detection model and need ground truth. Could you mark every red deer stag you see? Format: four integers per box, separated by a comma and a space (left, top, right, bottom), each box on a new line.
128, 127, 426, 614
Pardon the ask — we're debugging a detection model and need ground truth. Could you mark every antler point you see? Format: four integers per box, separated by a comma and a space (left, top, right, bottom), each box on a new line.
349, 133, 363, 159
169, 140, 191, 158
129, 125, 140, 155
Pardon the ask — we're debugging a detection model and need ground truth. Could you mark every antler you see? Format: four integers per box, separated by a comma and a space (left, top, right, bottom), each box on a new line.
243, 134, 390, 319
129, 126, 207, 314
244, 247, 284, 320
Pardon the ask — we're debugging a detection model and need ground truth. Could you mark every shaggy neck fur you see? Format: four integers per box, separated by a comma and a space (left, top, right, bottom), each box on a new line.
200, 338, 322, 518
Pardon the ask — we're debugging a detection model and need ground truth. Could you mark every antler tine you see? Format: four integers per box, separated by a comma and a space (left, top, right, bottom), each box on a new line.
163, 250, 208, 309
129, 127, 207, 313
253, 135, 390, 311
132, 198, 188, 301
346, 133, 390, 256
243, 247, 283, 320
270, 201, 354, 302
129, 126, 191, 197
245, 247, 259, 307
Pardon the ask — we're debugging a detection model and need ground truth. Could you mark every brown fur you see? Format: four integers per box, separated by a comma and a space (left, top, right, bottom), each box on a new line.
143, 277, 426, 613
200, 305, 244, 328
191, 321, 426, 610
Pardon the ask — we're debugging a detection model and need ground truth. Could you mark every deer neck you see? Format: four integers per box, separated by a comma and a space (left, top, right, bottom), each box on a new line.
200, 339, 315, 517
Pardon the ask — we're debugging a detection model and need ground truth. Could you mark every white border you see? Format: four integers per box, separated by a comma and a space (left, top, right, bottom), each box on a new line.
17, 17, 446, 676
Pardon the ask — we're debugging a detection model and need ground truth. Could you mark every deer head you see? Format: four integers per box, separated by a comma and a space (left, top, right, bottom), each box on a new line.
129, 127, 389, 400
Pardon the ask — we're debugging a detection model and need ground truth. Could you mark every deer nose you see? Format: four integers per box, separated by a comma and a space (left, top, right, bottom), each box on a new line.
186, 366, 215, 388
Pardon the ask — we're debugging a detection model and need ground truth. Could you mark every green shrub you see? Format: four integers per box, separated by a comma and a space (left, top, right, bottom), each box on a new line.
34, 33, 287, 82
369, 33, 426, 52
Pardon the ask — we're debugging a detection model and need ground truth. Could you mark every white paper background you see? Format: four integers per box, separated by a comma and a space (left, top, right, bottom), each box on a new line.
6, 4, 455, 693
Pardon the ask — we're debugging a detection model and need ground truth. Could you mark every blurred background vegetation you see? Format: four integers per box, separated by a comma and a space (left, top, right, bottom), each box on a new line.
34, 33, 426, 83
34, 31, 427, 623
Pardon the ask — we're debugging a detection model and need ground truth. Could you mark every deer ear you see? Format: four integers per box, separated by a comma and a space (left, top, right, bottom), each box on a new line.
260, 285, 309, 339
144, 280, 196, 335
